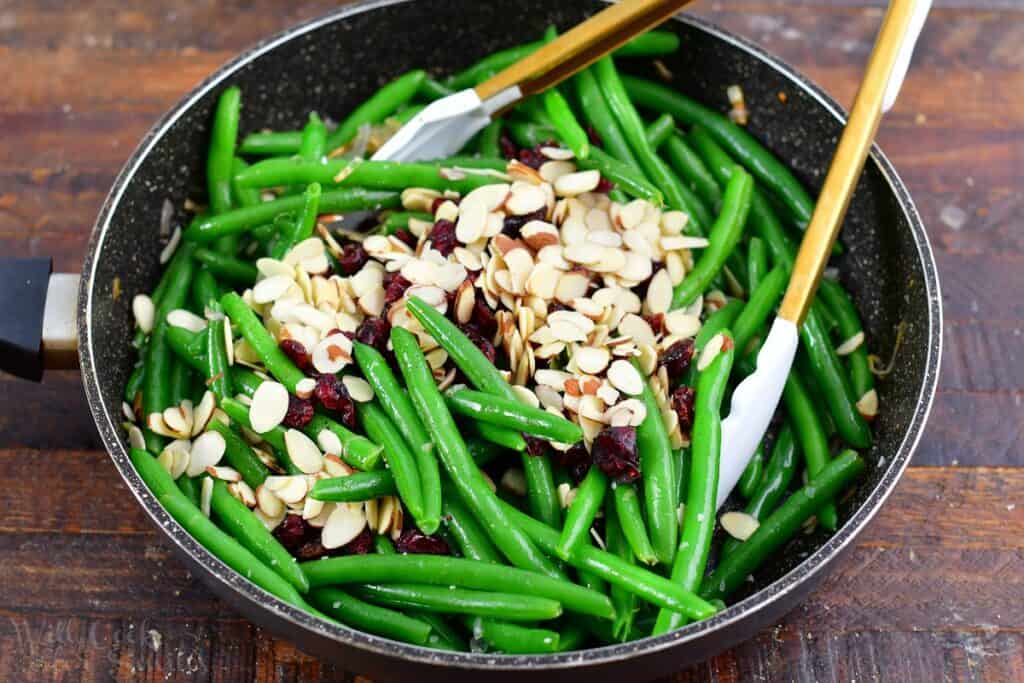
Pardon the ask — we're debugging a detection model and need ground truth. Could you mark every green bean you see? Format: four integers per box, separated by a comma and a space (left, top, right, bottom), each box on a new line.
272, 181, 321, 259
604, 497, 637, 641
434, 155, 508, 171
738, 442, 765, 499
498, 499, 717, 621
614, 30, 680, 56
702, 451, 865, 600
124, 365, 146, 407
611, 484, 658, 565
514, 95, 554, 128
654, 331, 735, 635
671, 168, 752, 309
183, 189, 400, 243
633, 358, 678, 565
418, 77, 453, 101
239, 131, 303, 157
168, 359, 193, 405
143, 244, 196, 421
594, 57, 704, 231
556, 621, 589, 652
302, 553, 611, 619
353, 583, 561, 621
467, 419, 527, 451
469, 616, 560, 654
232, 160, 267, 217
722, 423, 800, 557
191, 267, 222, 311
465, 436, 509, 467
353, 342, 440, 531
621, 75, 815, 228
506, 119, 556, 149
406, 297, 560, 529
235, 158, 503, 194
207, 86, 241, 252
442, 492, 504, 564
391, 326, 563, 578
446, 388, 582, 444
556, 465, 608, 560
298, 112, 327, 161
645, 113, 676, 149
747, 237, 767, 293
393, 103, 427, 124
375, 534, 396, 554
543, 87, 589, 159
574, 68, 639, 167
800, 308, 872, 448
688, 126, 797, 267
783, 369, 838, 531
732, 264, 788, 352
476, 119, 502, 158
663, 134, 723, 210
304, 414, 383, 472
381, 210, 433, 233
193, 248, 258, 286
817, 278, 875, 400
203, 319, 232, 401
209, 479, 308, 592
129, 448, 306, 606
310, 471, 397, 502
575, 147, 663, 205
325, 70, 426, 152
308, 587, 432, 646
356, 401, 427, 529
219, 292, 305, 391
219, 398, 300, 474
416, 611, 468, 651
177, 474, 202, 506
205, 419, 270, 488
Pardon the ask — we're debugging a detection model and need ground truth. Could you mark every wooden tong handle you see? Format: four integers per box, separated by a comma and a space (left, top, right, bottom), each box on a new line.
778, 0, 922, 324
475, 0, 693, 102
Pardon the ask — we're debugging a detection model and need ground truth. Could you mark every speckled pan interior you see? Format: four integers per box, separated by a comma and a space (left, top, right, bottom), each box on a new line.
77, 1, 941, 679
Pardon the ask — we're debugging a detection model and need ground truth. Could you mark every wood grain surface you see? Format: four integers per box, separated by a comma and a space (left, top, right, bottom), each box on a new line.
1, 1, 1021, 681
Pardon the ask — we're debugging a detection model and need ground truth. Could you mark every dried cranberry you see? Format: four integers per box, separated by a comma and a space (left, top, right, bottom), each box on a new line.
337, 242, 369, 275
394, 527, 450, 555
459, 324, 496, 364
273, 514, 311, 552
518, 146, 546, 169
355, 317, 391, 354
314, 373, 357, 429
585, 124, 603, 147
430, 196, 447, 215
279, 339, 311, 371
595, 176, 615, 194
555, 441, 592, 484
547, 300, 571, 314
524, 435, 549, 457
661, 339, 696, 379
672, 386, 696, 434
470, 298, 497, 338
392, 229, 417, 249
341, 527, 374, 556
499, 134, 519, 160
502, 207, 547, 237
645, 313, 665, 336
283, 394, 315, 429
384, 274, 413, 304
295, 539, 331, 561
591, 426, 640, 483
429, 219, 458, 256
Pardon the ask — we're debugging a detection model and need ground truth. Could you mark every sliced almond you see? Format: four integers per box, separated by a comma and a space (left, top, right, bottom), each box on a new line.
229, 480, 257, 508
324, 453, 354, 478
836, 331, 865, 356
159, 226, 182, 265
697, 333, 726, 371
644, 269, 673, 316
590, 247, 628, 274
162, 402, 193, 437
554, 170, 600, 197
342, 376, 374, 402
200, 477, 214, 517
661, 235, 710, 251
539, 160, 576, 184
506, 182, 547, 215
295, 377, 317, 400
312, 332, 353, 374
660, 210, 689, 234
132, 294, 155, 334
158, 440, 191, 480
206, 465, 242, 482
284, 428, 324, 474
257, 257, 294, 279
321, 503, 367, 549
535, 369, 572, 390
256, 484, 285, 518
620, 252, 653, 283
721, 511, 760, 541
575, 346, 610, 375
302, 495, 325, 521
607, 359, 644, 396
283, 237, 325, 267
605, 398, 647, 427
191, 391, 217, 437
520, 220, 560, 250
253, 275, 294, 304
249, 381, 289, 433
185, 431, 224, 477
557, 482, 577, 509
127, 424, 146, 450
167, 309, 207, 333
618, 314, 656, 346
564, 242, 603, 266
317, 429, 344, 456
264, 475, 309, 504
857, 389, 879, 419
664, 311, 701, 339
554, 272, 591, 304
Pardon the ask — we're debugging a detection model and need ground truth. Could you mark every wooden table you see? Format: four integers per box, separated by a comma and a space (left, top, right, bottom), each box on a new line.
2, 1, 1021, 680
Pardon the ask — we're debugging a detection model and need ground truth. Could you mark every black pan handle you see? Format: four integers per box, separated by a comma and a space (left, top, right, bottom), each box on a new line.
0, 258, 79, 381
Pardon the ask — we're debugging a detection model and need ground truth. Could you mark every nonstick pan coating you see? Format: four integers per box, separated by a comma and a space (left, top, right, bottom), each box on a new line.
77, 1, 941, 679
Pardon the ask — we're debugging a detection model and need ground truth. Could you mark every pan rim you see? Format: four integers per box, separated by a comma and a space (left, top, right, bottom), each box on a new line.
78, 0, 942, 670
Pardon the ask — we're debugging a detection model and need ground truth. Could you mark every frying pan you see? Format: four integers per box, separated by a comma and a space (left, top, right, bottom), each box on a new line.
1, 1, 941, 679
